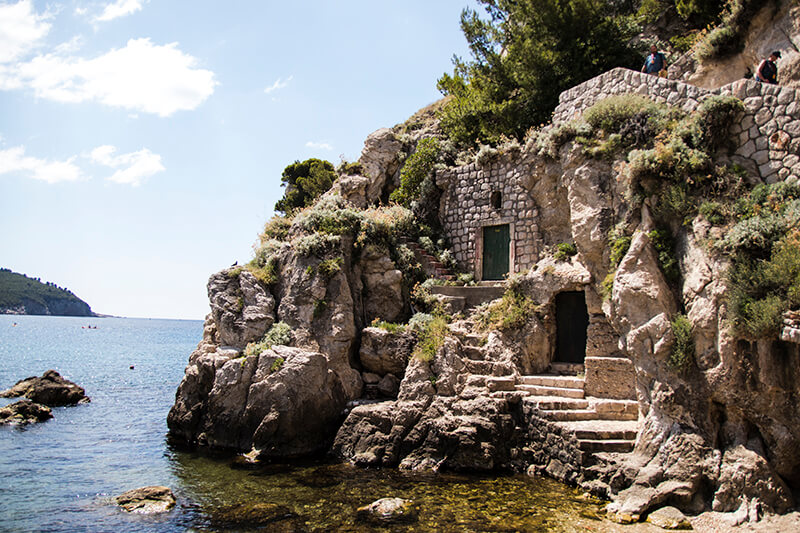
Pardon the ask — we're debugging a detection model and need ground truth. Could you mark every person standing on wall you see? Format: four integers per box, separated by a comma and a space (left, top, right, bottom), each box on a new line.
642, 44, 667, 77
755, 51, 781, 84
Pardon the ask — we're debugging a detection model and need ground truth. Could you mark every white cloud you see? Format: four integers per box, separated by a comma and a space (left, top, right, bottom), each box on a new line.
264, 75, 292, 94
0, 146, 83, 183
94, 0, 144, 23
90, 145, 164, 186
0, 0, 51, 63
7, 38, 217, 116
306, 141, 333, 151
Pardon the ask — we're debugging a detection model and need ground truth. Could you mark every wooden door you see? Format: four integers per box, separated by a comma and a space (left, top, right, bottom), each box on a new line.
482, 224, 510, 280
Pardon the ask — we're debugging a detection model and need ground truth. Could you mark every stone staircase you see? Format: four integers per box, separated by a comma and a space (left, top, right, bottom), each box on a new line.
452, 329, 640, 455
403, 240, 455, 281
519, 371, 639, 453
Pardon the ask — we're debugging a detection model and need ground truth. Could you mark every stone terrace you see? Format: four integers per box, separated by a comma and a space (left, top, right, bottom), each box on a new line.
552, 67, 800, 184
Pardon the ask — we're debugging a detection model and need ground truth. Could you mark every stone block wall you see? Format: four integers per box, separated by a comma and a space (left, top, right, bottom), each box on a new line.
437, 159, 541, 279
552, 67, 800, 184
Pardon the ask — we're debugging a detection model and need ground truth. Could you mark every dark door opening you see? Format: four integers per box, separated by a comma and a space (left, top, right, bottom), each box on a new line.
554, 291, 589, 364
482, 224, 510, 280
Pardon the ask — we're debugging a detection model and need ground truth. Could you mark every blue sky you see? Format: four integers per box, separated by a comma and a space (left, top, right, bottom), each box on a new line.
1, 0, 478, 319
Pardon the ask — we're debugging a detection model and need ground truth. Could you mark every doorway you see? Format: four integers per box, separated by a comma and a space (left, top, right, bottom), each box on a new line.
482, 224, 510, 280
554, 291, 589, 364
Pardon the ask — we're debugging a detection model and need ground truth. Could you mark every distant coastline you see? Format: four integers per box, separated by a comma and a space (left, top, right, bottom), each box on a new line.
0, 268, 95, 318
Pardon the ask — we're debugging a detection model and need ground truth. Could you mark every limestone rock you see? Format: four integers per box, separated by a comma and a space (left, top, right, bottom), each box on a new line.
208, 268, 275, 350
168, 346, 347, 458
0, 370, 89, 406
359, 327, 413, 377
358, 128, 404, 203
356, 498, 418, 525
115, 486, 176, 514
0, 399, 53, 425
646, 506, 692, 530
359, 246, 405, 323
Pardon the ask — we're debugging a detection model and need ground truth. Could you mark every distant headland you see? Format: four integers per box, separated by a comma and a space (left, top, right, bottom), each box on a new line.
0, 268, 95, 317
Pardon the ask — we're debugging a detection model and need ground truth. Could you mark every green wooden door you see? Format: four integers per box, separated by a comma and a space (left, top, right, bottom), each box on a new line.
482, 224, 510, 280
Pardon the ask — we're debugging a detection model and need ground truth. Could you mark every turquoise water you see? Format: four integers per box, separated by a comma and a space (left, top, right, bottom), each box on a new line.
0, 315, 611, 532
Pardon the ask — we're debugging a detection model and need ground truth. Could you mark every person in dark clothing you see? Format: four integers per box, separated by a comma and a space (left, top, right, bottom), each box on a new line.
756, 51, 781, 84
642, 45, 667, 76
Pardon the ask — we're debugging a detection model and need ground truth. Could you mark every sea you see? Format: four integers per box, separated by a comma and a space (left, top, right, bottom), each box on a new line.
0, 315, 612, 532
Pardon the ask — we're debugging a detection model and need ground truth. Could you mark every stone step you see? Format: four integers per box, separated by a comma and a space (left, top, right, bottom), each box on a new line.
516, 384, 585, 399
461, 333, 485, 347
526, 396, 590, 410
578, 439, 635, 453
593, 399, 639, 420
462, 345, 485, 361
549, 362, 585, 375
540, 409, 600, 421
486, 376, 516, 392
464, 360, 514, 376
519, 375, 585, 389
555, 420, 639, 441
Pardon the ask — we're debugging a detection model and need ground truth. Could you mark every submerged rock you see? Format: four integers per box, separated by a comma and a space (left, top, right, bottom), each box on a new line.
356, 497, 418, 524
0, 399, 53, 425
210, 502, 296, 528
0, 370, 89, 406
115, 486, 176, 514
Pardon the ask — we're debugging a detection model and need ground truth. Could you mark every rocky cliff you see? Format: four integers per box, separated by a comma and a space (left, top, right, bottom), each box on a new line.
168, 68, 800, 526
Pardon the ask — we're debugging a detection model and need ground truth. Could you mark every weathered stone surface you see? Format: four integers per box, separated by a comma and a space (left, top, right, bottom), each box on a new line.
168, 346, 347, 458
1, 370, 89, 406
0, 399, 52, 425
359, 327, 414, 377
115, 486, 176, 514
208, 268, 274, 350
358, 128, 403, 203
646, 506, 692, 530
356, 498, 418, 525
359, 246, 405, 323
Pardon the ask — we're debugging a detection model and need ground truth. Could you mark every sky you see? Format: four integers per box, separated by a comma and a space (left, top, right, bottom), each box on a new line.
0, 0, 480, 319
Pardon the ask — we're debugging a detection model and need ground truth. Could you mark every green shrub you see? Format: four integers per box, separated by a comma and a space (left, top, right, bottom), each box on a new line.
412, 314, 449, 362
649, 229, 681, 285
270, 357, 285, 373
669, 314, 695, 370
318, 257, 343, 278
227, 267, 243, 279
244, 322, 293, 356
337, 161, 364, 175
722, 214, 786, 257
583, 94, 664, 133
275, 158, 337, 215
261, 216, 292, 242
475, 288, 536, 332
390, 138, 441, 207
247, 256, 279, 286
554, 243, 577, 261
295, 234, 342, 257
694, 96, 745, 151
293, 196, 363, 236
609, 235, 632, 268
370, 318, 405, 334
699, 201, 727, 225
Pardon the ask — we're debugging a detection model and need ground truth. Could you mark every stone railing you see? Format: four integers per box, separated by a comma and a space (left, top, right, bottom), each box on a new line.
552, 67, 800, 185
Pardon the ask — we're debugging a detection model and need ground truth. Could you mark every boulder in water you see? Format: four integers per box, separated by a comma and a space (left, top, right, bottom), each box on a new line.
115, 486, 176, 514
0, 370, 89, 406
356, 497, 418, 524
0, 399, 53, 425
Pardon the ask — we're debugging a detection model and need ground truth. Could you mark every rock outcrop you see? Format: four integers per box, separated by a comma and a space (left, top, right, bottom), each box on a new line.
115, 486, 176, 514
1, 370, 89, 406
0, 399, 53, 425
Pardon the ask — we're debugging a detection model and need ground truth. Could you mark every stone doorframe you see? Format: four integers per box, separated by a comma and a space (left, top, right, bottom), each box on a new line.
474, 217, 516, 282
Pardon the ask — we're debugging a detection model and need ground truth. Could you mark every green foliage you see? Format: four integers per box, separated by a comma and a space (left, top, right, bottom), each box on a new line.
437, 0, 640, 146
244, 322, 294, 356
694, 96, 745, 152
227, 267, 243, 279
313, 299, 327, 319
270, 357, 285, 373
475, 288, 536, 332
648, 229, 681, 285
699, 201, 727, 225
247, 255, 279, 286
390, 138, 441, 207
410, 283, 446, 316
554, 243, 577, 261
261, 216, 292, 242
669, 314, 695, 370
295, 234, 342, 257
602, 234, 632, 300
293, 196, 363, 236
583, 94, 668, 134
412, 314, 450, 362
274, 158, 337, 215
337, 161, 364, 175
675, 0, 723, 23
693, 0, 767, 62
0, 268, 92, 315
722, 214, 787, 257
318, 257, 343, 278
370, 318, 406, 334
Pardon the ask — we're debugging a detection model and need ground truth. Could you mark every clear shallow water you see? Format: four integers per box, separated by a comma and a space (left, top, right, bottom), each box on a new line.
0, 315, 611, 532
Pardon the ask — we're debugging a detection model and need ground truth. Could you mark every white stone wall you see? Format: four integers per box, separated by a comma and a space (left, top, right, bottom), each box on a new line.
552, 67, 800, 184
438, 159, 541, 279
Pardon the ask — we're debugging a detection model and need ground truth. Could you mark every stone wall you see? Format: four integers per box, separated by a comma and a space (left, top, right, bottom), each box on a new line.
552, 67, 800, 184
437, 158, 542, 279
